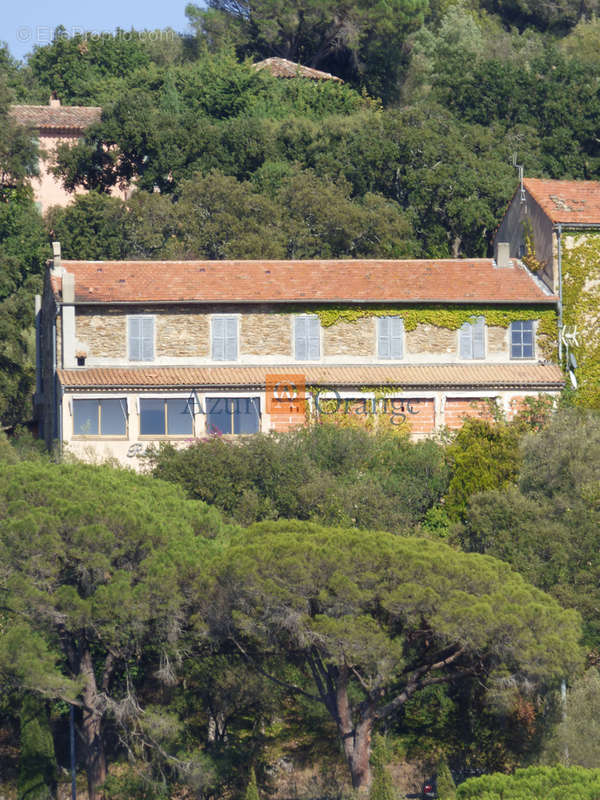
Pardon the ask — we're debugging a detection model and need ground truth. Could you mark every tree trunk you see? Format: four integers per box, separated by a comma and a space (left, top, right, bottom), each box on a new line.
335, 665, 373, 792
80, 647, 107, 800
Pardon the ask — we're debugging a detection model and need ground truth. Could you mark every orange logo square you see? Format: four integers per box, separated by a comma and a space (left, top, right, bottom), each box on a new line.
266, 373, 306, 416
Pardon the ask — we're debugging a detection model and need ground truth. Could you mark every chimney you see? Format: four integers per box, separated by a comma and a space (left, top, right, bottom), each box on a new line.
52, 241, 61, 268
496, 242, 512, 268
49, 92, 61, 108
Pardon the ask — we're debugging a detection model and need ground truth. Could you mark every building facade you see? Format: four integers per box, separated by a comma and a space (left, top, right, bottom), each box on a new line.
493, 178, 600, 404
36, 250, 563, 467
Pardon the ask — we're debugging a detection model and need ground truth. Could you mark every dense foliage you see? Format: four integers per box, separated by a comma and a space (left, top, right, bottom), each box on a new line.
457, 765, 600, 799
148, 422, 450, 529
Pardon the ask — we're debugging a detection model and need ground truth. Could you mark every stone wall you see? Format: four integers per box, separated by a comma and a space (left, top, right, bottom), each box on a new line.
76, 310, 127, 359
156, 311, 210, 358
323, 318, 375, 356
487, 326, 508, 354
241, 313, 291, 357
406, 324, 456, 356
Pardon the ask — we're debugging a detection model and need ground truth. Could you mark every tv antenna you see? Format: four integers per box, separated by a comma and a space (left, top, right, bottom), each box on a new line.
512, 153, 525, 203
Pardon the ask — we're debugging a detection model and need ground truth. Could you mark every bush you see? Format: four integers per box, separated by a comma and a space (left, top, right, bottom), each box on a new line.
457, 765, 600, 799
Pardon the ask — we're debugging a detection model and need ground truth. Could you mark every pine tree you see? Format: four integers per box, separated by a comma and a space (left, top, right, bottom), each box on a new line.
244, 767, 260, 800
369, 735, 395, 800
17, 694, 57, 800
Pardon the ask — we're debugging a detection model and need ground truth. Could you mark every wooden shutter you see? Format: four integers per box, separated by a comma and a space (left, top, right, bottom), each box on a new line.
378, 317, 390, 358
141, 317, 154, 361
225, 317, 237, 360
459, 322, 472, 359
129, 317, 141, 360
295, 316, 307, 360
212, 317, 225, 360
390, 317, 404, 359
308, 316, 320, 360
472, 317, 485, 359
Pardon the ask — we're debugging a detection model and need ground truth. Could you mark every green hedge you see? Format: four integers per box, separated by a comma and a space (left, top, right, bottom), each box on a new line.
457, 765, 600, 799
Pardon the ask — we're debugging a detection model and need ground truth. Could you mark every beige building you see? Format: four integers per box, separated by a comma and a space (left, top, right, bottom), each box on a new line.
36, 249, 563, 467
10, 97, 128, 214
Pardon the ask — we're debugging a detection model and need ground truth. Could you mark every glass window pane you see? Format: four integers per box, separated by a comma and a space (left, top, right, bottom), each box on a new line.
207, 398, 231, 435
100, 399, 126, 435
73, 399, 98, 435
234, 398, 260, 434
167, 398, 193, 435
140, 399, 165, 435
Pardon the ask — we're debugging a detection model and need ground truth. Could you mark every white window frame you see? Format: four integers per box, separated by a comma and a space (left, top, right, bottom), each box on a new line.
510, 320, 536, 360
70, 396, 129, 439
458, 316, 486, 360
137, 394, 197, 439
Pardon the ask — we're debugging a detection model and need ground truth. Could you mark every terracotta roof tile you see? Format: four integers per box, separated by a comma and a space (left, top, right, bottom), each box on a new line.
10, 105, 101, 130
524, 178, 600, 224
252, 57, 343, 82
53, 259, 557, 305
58, 364, 565, 391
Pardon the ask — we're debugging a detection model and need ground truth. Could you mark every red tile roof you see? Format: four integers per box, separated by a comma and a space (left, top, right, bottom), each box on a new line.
10, 105, 102, 130
58, 364, 565, 391
524, 178, 600, 224
252, 57, 343, 82
52, 259, 557, 305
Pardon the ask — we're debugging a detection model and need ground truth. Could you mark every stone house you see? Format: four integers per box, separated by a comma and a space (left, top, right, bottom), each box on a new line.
10, 97, 128, 214
493, 178, 600, 404
35, 247, 563, 466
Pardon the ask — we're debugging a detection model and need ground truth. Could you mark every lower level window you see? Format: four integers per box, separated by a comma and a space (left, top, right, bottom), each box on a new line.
206, 397, 260, 435
140, 398, 193, 436
73, 398, 127, 436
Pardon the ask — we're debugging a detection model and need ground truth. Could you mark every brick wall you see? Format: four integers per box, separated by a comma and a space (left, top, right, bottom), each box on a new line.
444, 397, 495, 430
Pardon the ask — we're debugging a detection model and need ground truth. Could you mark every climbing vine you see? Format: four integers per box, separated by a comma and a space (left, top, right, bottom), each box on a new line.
521, 219, 547, 273
561, 232, 600, 408
287, 303, 556, 333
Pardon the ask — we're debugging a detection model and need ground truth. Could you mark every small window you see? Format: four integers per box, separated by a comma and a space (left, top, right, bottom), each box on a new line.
73, 398, 127, 436
378, 316, 404, 359
295, 315, 320, 360
459, 317, 485, 360
511, 320, 534, 359
129, 316, 154, 361
139, 398, 193, 436
206, 397, 260, 435
212, 316, 238, 361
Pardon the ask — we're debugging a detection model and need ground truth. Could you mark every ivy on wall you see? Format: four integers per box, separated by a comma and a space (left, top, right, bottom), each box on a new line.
288, 303, 558, 359
561, 233, 600, 408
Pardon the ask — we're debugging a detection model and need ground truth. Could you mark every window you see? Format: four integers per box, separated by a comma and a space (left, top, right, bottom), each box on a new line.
139, 398, 193, 436
459, 317, 485, 359
511, 320, 534, 359
206, 397, 260, 435
129, 316, 154, 361
378, 316, 404, 359
211, 316, 238, 361
295, 315, 320, 360
73, 398, 127, 436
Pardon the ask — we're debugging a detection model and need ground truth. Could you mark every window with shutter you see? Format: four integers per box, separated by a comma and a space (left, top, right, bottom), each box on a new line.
212, 316, 238, 361
459, 317, 485, 360
295, 315, 320, 361
129, 316, 154, 361
378, 317, 404, 359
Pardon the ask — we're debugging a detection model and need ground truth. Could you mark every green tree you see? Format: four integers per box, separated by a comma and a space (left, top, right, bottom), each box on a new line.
457, 765, 600, 799
368, 736, 394, 800
460, 409, 600, 646
17, 695, 57, 800
244, 767, 260, 800
0, 462, 225, 800
202, 521, 582, 790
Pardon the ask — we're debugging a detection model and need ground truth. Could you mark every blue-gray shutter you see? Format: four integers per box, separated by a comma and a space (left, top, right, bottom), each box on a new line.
472, 317, 485, 359
459, 322, 472, 359
225, 317, 238, 360
129, 317, 141, 360
141, 317, 154, 361
378, 317, 390, 358
212, 317, 225, 360
308, 316, 320, 359
295, 316, 307, 360
390, 317, 404, 359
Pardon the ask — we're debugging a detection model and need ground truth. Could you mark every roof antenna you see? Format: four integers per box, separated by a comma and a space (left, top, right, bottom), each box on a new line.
512, 153, 525, 204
